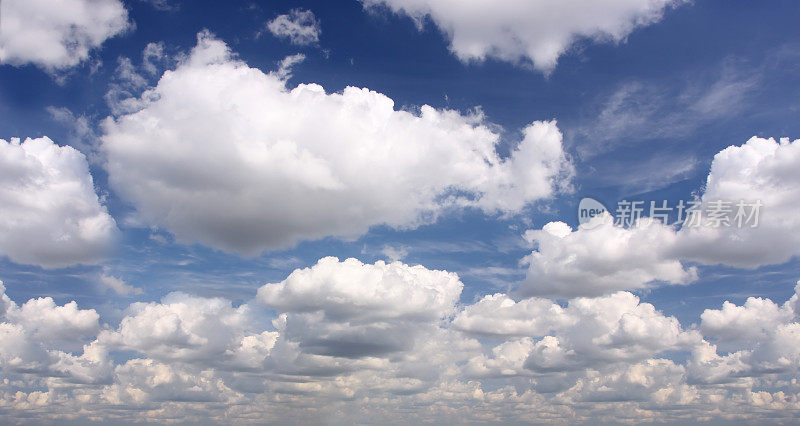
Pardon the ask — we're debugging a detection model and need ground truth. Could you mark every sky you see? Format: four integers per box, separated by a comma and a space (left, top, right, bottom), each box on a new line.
1, 0, 800, 424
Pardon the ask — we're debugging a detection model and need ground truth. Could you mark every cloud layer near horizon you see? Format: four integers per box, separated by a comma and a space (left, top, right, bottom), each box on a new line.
1, 258, 799, 424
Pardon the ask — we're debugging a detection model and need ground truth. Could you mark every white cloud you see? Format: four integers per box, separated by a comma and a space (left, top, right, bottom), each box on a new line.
266, 9, 321, 46
101, 32, 571, 255
689, 282, 800, 384
0, 0, 130, 71
258, 257, 466, 363
700, 296, 794, 344
379, 244, 409, 261
1, 268, 800, 422
5, 297, 99, 343
519, 136, 800, 297
0, 137, 117, 268
273, 53, 306, 80
453, 293, 572, 337
518, 216, 696, 298
557, 358, 697, 407
258, 257, 461, 322
0, 281, 106, 380
105, 43, 174, 116
142, 42, 166, 75
99, 293, 276, 370
101, 359, 243, 409
676, 136, 800, 268
363, 0, 682, 72
458, 291, 700, 374
98, 274, 143, 296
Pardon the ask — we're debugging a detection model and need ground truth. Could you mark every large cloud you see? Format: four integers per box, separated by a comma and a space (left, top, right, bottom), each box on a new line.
1, 268, 800, 423
363, 0, 682, 72
101, 31, 571, 255
0, 137, 117, 268
519, 136, 800, 297
676, 137, 800, 268
0, 0, 130, 71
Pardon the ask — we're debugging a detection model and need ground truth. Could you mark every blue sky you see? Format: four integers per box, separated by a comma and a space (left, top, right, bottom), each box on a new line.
1, 0, 800, 424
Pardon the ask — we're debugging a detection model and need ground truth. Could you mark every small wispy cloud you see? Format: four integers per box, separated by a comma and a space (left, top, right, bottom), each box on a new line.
263, 9, 321, 46
571, 58, 761, 160
99, 274, 144, 296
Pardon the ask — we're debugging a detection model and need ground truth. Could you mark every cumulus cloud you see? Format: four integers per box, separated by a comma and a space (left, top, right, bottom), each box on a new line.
676, 137, 800, 268
103, 359, 241, 407
258, 257, 461, 322
1, 266, 800, 423
265, 9, 321, 46
0, 0, 130, 72
688, 282, 800, 384
519, 136, 800, 297
0, 281, 105, 380
519, 216, 697, 298
453, 292, 572, 337
363, 0, 683, 72
458, 291, 700, 375
257, 257, 468, 367
99, 293, 276, 370
101, 32, 571, 255
0, 137, 117, 268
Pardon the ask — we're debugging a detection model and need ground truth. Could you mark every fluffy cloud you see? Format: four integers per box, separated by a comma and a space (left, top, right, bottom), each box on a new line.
0, 0, 130, 71
101, 32, 571, 255
0, 281, 104, 380
1, 267, 800, 423
700, 296, 794, 344
266, 9, 321, 46
5, 297, 99, 343
519, 136, 800, 297
676, 137, 800, 268
453, 292, 572, 337
99, 293, 276, 370
0, 137, 117, 268
258, 257, 470, 372
519, 217, 697, 298
103, 359, 242, 407
557, 359, 698, 407
458, 291, 700, 374
363, 0, 682, 72
258, 257, 461, 322
689, 282, 800, 384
